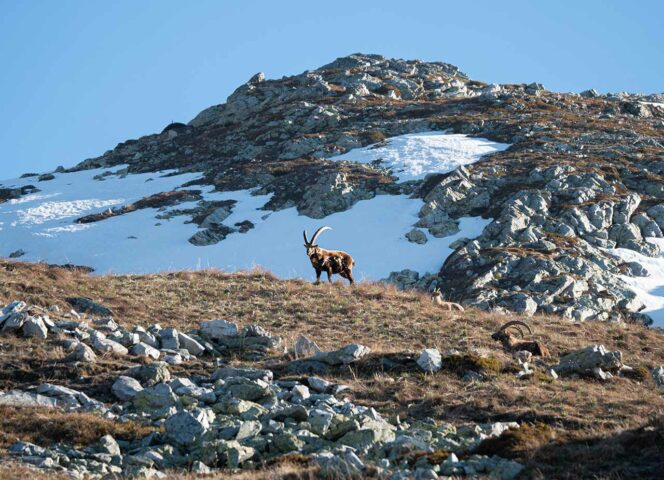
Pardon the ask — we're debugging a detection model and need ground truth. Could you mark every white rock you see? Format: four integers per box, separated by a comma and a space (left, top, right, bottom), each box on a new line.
22, 316, 48, 339
91, 333, 129, 356
417, 348, 442, 373
653, 366, 664, 389
178, 332, 205, 356
130, 342, 161, 360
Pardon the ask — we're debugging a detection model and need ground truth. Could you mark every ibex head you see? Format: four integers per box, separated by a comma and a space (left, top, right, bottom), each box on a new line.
303, 226, 331, 257
431, 287, 442, 300
491, 320, 533, 343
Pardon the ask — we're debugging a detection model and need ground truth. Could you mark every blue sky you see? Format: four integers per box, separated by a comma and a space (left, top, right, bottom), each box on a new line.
1, 0, 662, 179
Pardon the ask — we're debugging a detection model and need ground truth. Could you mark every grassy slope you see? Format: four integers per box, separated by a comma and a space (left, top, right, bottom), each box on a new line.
0, 259, 663, 479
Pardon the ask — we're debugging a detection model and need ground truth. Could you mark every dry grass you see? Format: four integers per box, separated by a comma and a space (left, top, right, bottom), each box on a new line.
0, 260, 663, 478
0, 406, 154, 449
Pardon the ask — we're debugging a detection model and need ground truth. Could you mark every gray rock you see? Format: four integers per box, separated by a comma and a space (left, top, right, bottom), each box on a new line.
0, 390, 61, 408
406, 228, 428, 244
223, 377, 270, 401
200, 319, 238, 339
223, 442, 255, 468
307, 376, 332, 393
112, 376, 144, 401
67, 342, 97, 363
160, 328, 180, 350
1, 311, 27, 333
97, 435, 121, 456
191, 461, 211, 474
66, 297, 113, 317
417, 349, 442, 373
90, 333, 129, 356
212, 367, 273, 383
235, 420, 262, 441
165, 410, 210, 446
315, 343, 370, 365
272, 432, 305, 452
314, 450, 365, 478
130, 342, 161, 360
124, 363, 171, 386
554, 345, 623, 377
0, 301, 27, 326
21, 316, 48, 339
178, 332, 205, 356
132, 383, 177, 411
294, 334, 321, 358
652, 366, 664, 389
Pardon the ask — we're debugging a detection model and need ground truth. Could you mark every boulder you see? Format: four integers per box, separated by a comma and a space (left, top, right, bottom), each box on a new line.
66, 342, 97, 363
21, 316, 48, 339
406, 228, 428, 244
417, 349, 442, 373
314, 450, 365, 478
91, 333, 129, 356
554, 345, 623, 377
165, 410, 210, 446
0, 390, 61, 408
0, 301, 27, 325
97, 435, 121, 457
222, 377, 270, 401
112, 376, 144, 401
124, 363, 171, 386
200, 319, 238, 339
160, 328, 180, 350
294, 334, 321, 358
130, 342, 161, 360
178, 332, 206, 356
315, 344, 370, 365
132, 383, 177, 411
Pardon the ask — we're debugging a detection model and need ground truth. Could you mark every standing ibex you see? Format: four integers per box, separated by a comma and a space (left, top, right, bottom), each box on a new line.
303, 226, 355, 285
431, 288, 465, 312
491, 320, 550, 357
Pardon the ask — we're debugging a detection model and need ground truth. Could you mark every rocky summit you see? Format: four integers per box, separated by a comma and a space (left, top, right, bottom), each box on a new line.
2, 53, 664, 326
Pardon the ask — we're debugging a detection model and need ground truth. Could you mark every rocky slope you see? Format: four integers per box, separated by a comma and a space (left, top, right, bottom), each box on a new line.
3, 53, 664, 325
0, 263, 663, 479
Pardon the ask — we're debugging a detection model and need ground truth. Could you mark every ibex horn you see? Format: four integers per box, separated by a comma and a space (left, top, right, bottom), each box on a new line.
309, 226, 331, 246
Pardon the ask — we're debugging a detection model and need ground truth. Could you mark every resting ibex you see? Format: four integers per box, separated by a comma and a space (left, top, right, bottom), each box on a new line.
303, 226, 355, 285
491, 320, 550, 358
431, 288, 465, 312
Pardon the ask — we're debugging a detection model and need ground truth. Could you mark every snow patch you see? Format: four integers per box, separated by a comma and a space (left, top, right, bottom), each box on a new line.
15, 198, 125, 225
608, 238, 664, 328
0, 166, 490, 280
330, 131, 510, 181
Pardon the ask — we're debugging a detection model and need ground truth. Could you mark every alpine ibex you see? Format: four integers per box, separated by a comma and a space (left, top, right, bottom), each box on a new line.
431, 288, 465, 312
303, 226, 355, 285
491, 320, 550, 357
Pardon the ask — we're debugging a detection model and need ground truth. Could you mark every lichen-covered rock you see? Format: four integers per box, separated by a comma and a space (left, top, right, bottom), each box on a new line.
132, 383, 177, 411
